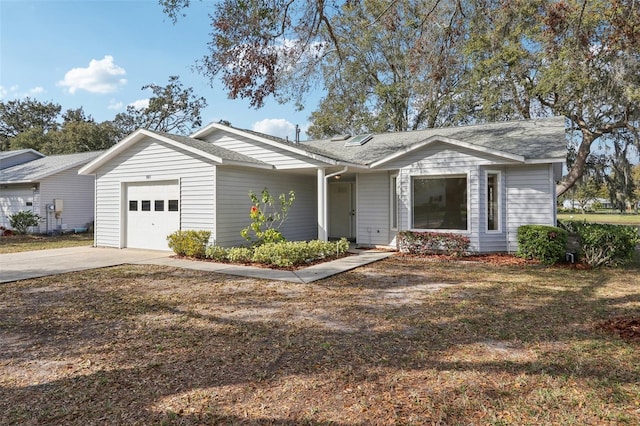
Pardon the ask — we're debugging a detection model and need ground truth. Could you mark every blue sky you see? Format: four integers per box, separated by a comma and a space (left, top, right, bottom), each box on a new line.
0, 0, 321, 140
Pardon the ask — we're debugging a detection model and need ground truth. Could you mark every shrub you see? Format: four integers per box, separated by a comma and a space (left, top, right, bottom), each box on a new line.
8, 211, 42, 234
205, 245, 228, 262
397, 231, 470, 257
251, 238, 350, 268
559, 220, 639, 267
166, 230, 211, 258
240, 188, 295, 246
227, 247, 253, 263
516, 225, 567, 265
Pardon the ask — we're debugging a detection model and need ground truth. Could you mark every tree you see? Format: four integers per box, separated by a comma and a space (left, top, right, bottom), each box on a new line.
112, 75, 208, 135
161, 0, 639, 194
463, 0, 640, 196
308, 0, 467, 138
0, 98, 61, 151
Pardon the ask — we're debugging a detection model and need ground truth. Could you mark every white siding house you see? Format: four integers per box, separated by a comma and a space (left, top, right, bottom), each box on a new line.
80, 118, 566, 252
0, 151, 99, 233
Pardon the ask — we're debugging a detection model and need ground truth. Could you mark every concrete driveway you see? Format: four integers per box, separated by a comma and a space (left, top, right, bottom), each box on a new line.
0, 246, 172, 283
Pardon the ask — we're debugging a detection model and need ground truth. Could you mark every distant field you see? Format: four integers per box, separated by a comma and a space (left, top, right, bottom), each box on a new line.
558, 212, 640, 225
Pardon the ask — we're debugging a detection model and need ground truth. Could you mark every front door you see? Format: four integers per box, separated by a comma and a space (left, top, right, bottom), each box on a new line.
329, 182, 355, 239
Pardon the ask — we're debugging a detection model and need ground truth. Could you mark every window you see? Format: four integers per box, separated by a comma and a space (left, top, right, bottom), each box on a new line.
487, 172, 500, 231
168, 199, 179, 211
141, 200, 151, 211
412, 176, 467, 230
155, 200, 164, 211
390, 175, 398, 229
129, 200, 138, 211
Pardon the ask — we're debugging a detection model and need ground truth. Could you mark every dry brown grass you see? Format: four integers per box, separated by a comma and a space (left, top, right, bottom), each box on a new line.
0, 233, 93, 254
1, 255, 639, 425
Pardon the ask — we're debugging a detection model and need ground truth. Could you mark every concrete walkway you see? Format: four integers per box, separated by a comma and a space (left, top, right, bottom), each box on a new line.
0, 246, 393, 284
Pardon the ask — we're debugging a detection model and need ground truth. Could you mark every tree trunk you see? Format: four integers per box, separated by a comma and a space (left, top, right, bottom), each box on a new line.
556, 129, 598, 197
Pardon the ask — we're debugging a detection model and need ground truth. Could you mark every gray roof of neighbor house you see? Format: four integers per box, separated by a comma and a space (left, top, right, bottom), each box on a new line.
299, 117, 567, 166
153, 131, 270, 166
0, 151, 103, 183
0, 149, 46, 169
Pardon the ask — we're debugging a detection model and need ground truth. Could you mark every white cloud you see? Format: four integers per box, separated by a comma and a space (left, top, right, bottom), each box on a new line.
252, 118, 298, 141
128, 98, 149, 110
107, 99, 124, 110
0, 85, 45, 99
58, 55, 127, 94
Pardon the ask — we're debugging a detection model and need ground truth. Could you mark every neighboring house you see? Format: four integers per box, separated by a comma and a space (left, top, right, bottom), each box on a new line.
79, 117, 566, 252
0, 149, 46, 170
0, 151, 102, 233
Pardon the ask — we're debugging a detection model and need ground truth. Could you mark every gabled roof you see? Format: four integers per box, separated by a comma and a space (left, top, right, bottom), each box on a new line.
0, 151, 103, 183
190, 122, 347, 166
79, 128, 272, 175
0, 149, 46, 169
301, 117, 567, 166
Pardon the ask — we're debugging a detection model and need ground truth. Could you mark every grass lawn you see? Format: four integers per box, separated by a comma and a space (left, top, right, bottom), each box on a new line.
0, 232, 94, 254
558, 212, 640, 226
1, 254, 638, 425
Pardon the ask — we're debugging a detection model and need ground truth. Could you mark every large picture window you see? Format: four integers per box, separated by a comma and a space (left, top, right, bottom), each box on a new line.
412, 176, 468, 230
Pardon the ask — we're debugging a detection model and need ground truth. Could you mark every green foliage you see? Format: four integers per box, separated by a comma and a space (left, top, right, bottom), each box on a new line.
397, 231, 470, 257
251, 238, 350, 268
8, 211, 42, 234
516, 225, 568, 265
166, 230, 211, 258
240, 188, 295, 246
112, 75, 207, 135
204, 245, 228, 262
559, 220, 640, 267
227, 247, 253, 263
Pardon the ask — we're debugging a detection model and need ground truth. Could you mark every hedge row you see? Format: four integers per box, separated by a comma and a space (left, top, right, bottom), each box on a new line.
167, 230, 350, 268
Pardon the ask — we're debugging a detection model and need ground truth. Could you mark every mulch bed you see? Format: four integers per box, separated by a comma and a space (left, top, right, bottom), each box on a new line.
597, 317, 640, 342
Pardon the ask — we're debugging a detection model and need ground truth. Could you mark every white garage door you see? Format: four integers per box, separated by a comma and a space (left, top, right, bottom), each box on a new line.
126, 181, 180, 250
0, 186, 35, 229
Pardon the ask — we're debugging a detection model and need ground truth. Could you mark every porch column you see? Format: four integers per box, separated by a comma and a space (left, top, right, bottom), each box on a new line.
317, 168, 327, 241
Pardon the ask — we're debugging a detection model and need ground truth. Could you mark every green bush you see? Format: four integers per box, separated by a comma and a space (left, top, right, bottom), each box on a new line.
166, 230, 211, 258
396, 231, 470, 257
205, 245, 228, 262
516, 225, 567, 265
559, 220, 639, 267
227, 247, 253, 263
8, 210, 42, 234
251, 238, 350, 268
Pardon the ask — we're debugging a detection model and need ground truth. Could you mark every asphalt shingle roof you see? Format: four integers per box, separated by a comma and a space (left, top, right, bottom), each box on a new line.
300, 117, 567, 165
0, 151, 103, 183
153, 131, 271, 166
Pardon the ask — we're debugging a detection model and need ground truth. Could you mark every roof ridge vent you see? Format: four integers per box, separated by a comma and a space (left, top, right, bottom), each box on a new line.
330, 134, 351, 141
345, 133, 373, 147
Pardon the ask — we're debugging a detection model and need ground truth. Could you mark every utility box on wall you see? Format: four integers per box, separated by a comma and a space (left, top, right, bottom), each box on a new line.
54, 198, 63, 219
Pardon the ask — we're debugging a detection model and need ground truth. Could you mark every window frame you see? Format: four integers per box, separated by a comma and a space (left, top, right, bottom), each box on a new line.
410, 173, 470, 232
390, 174, 398, 230
486, 170, 502, 233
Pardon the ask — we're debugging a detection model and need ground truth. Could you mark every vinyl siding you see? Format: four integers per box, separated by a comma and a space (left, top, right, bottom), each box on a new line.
37, 165, 95, 233
506, 164, 555, 252
93, 137, 216, 248
204, 132, 326, 169
356, 172, 391, 246
216, 167, 317, 247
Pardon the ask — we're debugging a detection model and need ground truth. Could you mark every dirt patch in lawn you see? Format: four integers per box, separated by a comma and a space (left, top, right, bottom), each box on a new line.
1, 257, 639, 425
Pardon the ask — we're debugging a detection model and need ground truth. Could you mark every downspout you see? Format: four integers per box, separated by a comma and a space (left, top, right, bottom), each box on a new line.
322, 166, 348, 241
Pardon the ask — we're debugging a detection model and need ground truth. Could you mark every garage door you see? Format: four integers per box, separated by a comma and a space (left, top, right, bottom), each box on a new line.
126, 181, 179, 250
0, 186, 34, 229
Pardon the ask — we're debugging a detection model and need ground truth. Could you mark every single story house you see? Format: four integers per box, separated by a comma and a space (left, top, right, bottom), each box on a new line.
79, 117, 566, 252
1, 151, 101, 233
